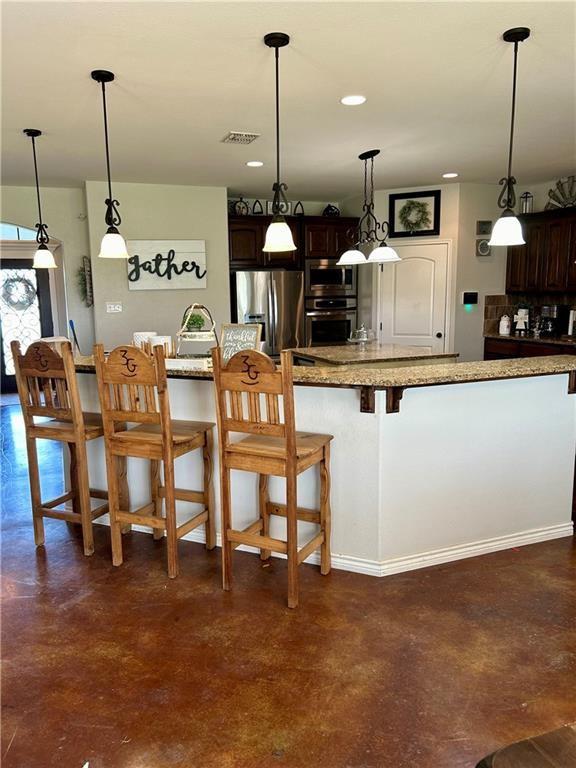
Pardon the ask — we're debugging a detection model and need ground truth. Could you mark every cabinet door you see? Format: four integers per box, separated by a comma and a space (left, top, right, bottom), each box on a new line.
524, 222, 545, 291
262, 218, 302, 269
334, 222, 355, 258
484, 338, 521, 359
506, 245, 526, 292
566, 220, 576, 290
305, 224, 332, 258
542, 219, 570, 291
229, 220, 263, 268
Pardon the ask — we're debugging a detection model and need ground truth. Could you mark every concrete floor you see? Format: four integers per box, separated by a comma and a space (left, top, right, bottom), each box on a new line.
1, 403, 575, 768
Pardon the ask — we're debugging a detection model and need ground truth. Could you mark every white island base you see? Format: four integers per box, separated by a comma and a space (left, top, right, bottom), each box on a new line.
76, 370, 575, 577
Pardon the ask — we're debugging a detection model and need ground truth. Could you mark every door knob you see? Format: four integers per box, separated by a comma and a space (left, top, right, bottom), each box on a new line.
435, 332, 443, 338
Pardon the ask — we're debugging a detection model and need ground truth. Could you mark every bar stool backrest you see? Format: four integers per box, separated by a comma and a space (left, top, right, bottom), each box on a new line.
211, 347, 296, 454
11, 340, 82, 428
94, 344, 171, 441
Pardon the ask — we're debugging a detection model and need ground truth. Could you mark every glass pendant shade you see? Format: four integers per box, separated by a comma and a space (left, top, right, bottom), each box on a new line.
263, 218, 296, 252
99, 228, 129, 258
368, 244, 400, 263
33, 244, 57, 269
337, 249, 367, 266
488, 212, 525, 246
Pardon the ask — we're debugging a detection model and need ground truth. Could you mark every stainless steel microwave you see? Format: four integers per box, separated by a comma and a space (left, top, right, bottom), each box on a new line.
305, 259, 357, 297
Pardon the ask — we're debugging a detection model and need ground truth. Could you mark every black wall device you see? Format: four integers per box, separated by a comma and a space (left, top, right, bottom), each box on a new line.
462, 291, 479, 305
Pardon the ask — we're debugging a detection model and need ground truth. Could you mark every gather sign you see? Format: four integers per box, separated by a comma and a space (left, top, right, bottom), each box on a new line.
126, 240, 207, 291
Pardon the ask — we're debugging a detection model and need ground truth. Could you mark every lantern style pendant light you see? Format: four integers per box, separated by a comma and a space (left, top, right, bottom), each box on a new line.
262, 33, 296, 253
23, 129, 57, 269
337, 150, 400, 266
91, 70, 129, 259
488, 27, 531, 247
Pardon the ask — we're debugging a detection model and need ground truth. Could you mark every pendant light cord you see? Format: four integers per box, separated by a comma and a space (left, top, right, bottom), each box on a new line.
507, 41, 519, 184
100, 81, 114, 201
275, 45, 280, 189
30, 135, 44, 229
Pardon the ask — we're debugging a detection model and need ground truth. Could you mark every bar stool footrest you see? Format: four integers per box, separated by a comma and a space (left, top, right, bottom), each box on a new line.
176, 510, 208, 538
89, 488, 108, 500
158, 487, 205, 504
39, 507, 81, 524
228, 525, 287, 554
298, 532, 325, 564
266, 501, 320, 524
43, 491, 75, 509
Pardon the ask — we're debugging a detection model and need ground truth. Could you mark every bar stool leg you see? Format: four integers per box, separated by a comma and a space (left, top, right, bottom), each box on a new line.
220, 467, 232, 591
150, 460, 164, 541
286, 471, 299, 609
203, 431, 216, 550
259, 474, 270, 560
106, 452, 123, 566
75, 439, 95, 556
320, 443, 331, 576
25, 436, 45, 547
68, 443, 80, 517
163, 458, 179, 579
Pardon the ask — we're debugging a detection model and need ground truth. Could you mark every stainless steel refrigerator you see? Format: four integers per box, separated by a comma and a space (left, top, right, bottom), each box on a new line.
234, 271, 304, 356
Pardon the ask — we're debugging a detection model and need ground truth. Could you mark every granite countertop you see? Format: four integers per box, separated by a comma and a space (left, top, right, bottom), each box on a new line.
75, 354, 576, 390
291, 343, 459, 365
484, 333, 576, 347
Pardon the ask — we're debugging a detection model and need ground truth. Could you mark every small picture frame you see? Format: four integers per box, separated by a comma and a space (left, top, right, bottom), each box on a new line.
389, 191, 441, 238
476, 220, 492, 236
476, 238, 491, 257
220, 323, 262, 363
267, 200, 292, 216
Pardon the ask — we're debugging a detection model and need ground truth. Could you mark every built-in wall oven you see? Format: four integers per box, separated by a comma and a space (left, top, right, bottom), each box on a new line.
305, 297, 357, 346
305, 259, 356, 297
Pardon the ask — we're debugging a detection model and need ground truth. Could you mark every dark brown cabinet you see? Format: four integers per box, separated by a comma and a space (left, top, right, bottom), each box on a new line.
303, 217, 358, 260
484, 337, 576, 360
506, 208, 576, 293
229, 215, 302, 270
229, 215, 359, 270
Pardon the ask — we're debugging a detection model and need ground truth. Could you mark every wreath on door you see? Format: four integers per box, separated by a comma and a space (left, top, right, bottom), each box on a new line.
1, 276, 37, 311
399, 199, 431, 232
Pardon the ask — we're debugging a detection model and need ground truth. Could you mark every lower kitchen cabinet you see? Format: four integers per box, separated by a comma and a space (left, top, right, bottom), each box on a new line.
484, 337, 576, 360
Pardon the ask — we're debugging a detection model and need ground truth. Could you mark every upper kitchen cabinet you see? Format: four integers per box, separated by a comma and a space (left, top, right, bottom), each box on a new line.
303, 217, 358, 259
228, 215, 359, 269
228, 215, 302, 269
505, 208, 576, 293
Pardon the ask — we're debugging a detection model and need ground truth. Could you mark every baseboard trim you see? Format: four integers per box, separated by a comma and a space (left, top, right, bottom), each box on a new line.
99, 520, 573, 578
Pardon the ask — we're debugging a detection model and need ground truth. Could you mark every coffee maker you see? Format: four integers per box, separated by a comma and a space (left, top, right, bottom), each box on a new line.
539, 305, 570, 338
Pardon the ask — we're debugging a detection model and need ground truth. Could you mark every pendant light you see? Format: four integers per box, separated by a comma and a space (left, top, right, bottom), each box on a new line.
488, 27, 530, 247
23, 129, 57, 269
337, 150, 400, 266
91, 70, 129, 258
262, 33, 296, 253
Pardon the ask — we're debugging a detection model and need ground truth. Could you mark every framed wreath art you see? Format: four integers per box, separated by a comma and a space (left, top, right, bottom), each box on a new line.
389, 190, 441, 238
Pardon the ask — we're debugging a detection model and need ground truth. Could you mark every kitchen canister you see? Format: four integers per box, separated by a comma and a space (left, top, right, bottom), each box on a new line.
499, 315, 511, 336
133, 331, 158, 348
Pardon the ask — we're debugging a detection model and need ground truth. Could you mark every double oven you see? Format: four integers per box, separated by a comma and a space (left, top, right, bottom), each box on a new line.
304, 259, 357, 346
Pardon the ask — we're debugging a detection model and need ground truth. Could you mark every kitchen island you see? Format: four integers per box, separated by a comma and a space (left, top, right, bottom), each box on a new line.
75, 354, 576, 577
292, 343, 458, 369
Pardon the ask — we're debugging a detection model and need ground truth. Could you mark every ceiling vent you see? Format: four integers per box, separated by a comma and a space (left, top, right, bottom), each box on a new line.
221, 131, 260, 145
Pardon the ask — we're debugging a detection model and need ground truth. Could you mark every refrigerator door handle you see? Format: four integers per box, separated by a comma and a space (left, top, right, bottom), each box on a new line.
268, 277, 277, 356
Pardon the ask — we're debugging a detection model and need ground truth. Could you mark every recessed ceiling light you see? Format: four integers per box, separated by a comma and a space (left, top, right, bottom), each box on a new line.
246, 161, 264, 167
340, 95, 366, 106
442, 172, 459, 179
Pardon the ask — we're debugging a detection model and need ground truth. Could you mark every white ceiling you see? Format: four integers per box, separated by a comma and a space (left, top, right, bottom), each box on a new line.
1, 1, 575, 200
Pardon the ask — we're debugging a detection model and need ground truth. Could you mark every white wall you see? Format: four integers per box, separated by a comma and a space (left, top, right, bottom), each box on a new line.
1, 185, 95, 352
85, 181, 230, 350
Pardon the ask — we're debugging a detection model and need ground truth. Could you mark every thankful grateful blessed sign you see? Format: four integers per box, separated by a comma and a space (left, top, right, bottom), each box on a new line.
126, 240, 207, 291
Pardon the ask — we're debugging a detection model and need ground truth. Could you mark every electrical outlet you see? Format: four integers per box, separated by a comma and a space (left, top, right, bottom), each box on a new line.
106, 302, 123, 313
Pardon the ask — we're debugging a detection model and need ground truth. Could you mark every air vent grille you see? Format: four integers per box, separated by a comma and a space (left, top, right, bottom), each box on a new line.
221, 131, 260, 145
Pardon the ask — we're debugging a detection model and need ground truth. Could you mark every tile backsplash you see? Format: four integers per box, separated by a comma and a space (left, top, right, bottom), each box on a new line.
484, 294, 576, 335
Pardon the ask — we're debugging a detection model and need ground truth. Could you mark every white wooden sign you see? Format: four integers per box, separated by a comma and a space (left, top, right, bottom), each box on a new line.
126, 240, 206, 291
220, 323, 262, 363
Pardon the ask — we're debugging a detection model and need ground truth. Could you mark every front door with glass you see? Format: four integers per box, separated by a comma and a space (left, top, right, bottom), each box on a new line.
0, 259, 53, 392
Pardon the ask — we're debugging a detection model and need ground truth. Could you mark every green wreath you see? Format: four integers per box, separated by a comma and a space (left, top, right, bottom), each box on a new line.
399, 199, 431, 232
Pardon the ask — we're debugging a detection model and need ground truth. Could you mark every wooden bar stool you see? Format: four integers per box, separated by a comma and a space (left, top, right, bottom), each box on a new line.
94, 343, 215, 578
11, 339, 109, 555
212, 347, 333, 608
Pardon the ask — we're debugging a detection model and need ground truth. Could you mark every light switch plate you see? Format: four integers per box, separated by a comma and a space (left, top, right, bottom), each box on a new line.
106, 302, 123, 313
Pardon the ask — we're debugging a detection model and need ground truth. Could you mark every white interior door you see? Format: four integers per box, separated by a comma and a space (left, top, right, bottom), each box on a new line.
378, 241, 448, 353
